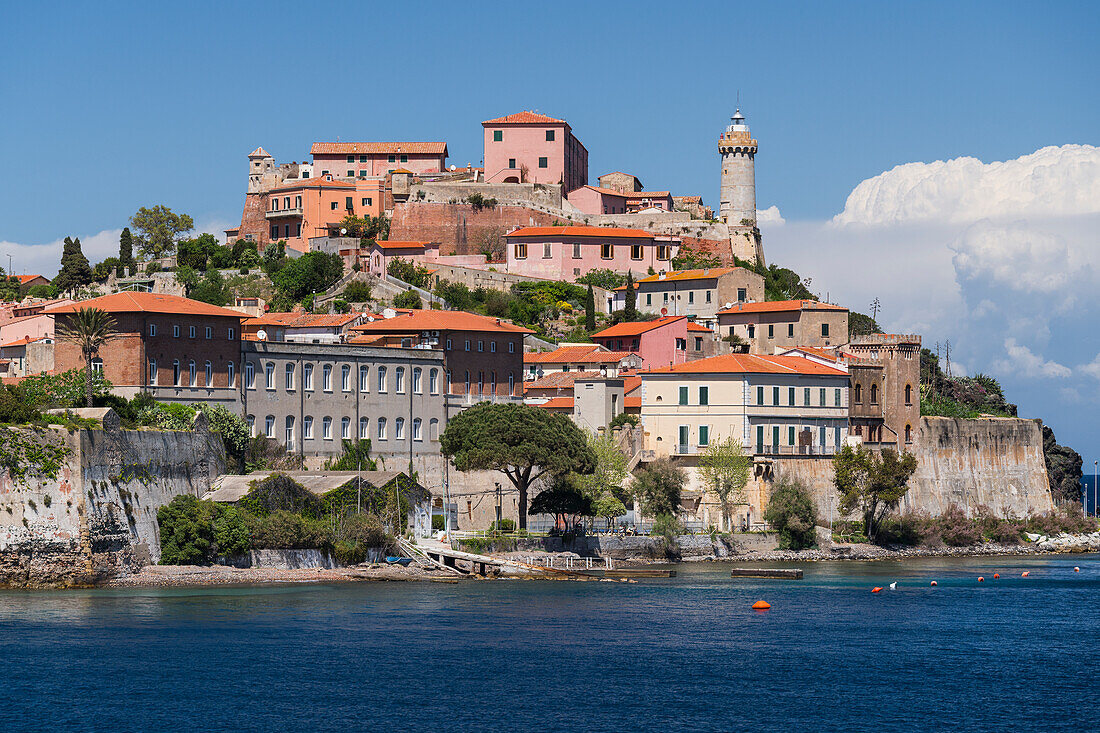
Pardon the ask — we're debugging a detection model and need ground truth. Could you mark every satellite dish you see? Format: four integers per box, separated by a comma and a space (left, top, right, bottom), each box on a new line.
367, 316, 375, 322
382, 308, 397, 319
256, 329, 268, 341
450, 165, 456, 171
340, 228, 348, 235
660, 307, 668, 316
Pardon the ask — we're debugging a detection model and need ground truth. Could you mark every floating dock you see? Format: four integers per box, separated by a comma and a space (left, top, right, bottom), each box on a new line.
730, 568, 804, 579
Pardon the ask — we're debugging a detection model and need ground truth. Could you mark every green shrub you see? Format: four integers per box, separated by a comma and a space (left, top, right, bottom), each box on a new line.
249, 510, 325, 549
609, 412, 638, 429
0, 390, 41, 424
393, 289, 422, 309
341, 281, 372, 302
239, 473, 324, 519
157, 495, 249, 564
432, 515, 445, 531
936, 504, 983, 546
763, 478, 818, 550
875, 513, 922, 545
489, 518, 516, 532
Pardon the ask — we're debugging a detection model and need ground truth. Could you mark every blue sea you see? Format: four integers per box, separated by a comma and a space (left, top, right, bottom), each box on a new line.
1, 555, 1098, 732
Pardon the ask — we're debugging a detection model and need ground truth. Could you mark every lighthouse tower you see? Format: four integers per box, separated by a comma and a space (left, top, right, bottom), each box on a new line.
718, 110, 757, 226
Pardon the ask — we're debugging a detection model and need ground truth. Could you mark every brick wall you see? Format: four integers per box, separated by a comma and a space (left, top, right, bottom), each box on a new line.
389, 202, 562, 256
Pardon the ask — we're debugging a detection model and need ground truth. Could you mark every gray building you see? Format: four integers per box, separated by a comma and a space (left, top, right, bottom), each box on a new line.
241, 341, 446, 470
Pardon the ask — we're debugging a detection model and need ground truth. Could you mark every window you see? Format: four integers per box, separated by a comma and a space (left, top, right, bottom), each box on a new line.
820, 387, 826, 406
228, 327, 235, 340
748, 325, 755, 338
905, 424, 913, 443
545, 129, 555, 141
788, 387, 795, 406
388, 155, 396, 163
835, 388, 842, 407
247, 415, 255, 436
246, 362, 255, 389
679, 386, 689, 405
699, 425, 709, 446
514, 243, 527, 259
854, 384, 862, 403
493, 130, 503, 142
631, 244, 643, 260
189, 326, 196, 338
359, 417, 369, 440
304, 363, 314, 391
322, 364, 332, 391
508, 158, 516, 169
737, 288, 747, 302
377, 366, 387, 392
347, 155, 355, 163
322, 417, 332, 440
149, 323, 156, 337
395, 366, 405, 393
400, 155, 407, 163
543, 242, 552, 258
228, 361, 235, 387
478, 371, 484, 395
905, 383, 913, 405
345, 196, 353, 210
538, 157, 547, 168
601, 243, 613, 259
699, 386, 709, 405
757, 385, 765, 405
572, 243, 581, 259
465, 340, 471, 352
657, 245, 671, 260
430, 418, 439, 441
413, 367, 422, 393
478, 340, 484, 352
149, 360, 157, 385
508, 342, 515, 354
675, 338, 687, 350
429, 368, 438, 394
303, 416, 314, 439
694, 336, 703, 350
768, 324, 774, 339
286, 364, 295, 390
706, 291, 712, 303
204, 361, 212, 387
647, 294, 652, 306
265, 415, 275, 438
188, 360, 196, 387
173, 325, 180, 338
205, 326, 212, 339
377, 417, 387, 440
773, 386, 780, 405
339, 364, 350, 392
360, 365, 370, 392
822, 323, 830, 338
789, 426, 796, 445
395, 418, 405, 440
341, 417, 351, 440
688, 291, 694, 304
490, 341, 497, 353
446, 338, 452, 350
508, 374, 515, 396
663, 293, 669, 303
346, 170, 353, 177
464, 370, 471, 394
870, 383, 879, 404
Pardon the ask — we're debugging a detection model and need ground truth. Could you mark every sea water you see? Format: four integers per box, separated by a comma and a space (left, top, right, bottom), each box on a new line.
1, 555, 1097, 732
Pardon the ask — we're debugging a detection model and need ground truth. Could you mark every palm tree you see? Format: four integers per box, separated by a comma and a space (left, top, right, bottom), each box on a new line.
56, 307, 117, 407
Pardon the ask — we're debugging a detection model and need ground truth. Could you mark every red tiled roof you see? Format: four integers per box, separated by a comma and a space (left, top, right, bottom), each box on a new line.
535, 396, 574, 410
631, 268, 740, 285
272, 175, 356, 192
506, 226, 652, 240
686, 322, 712, 333
526, 370, 602, 390
50, 292, 245, 318
525, 345, 639, 364
718, 299, 848, 316
483, 111, 567, 125
0, 335, 48, 348
244, 312, 361, 329
623, 191, 671, 199
592, 315, 686, 339
575, 185, 628, 198
781, 346, 845, 363
643, 353, 849, 376
310, 142, 448, 155
16, 275, 47, 284
674, 196, 703, 204
622, 375, 642, 395
372, 240, 431, 250
351, 309, 533, 335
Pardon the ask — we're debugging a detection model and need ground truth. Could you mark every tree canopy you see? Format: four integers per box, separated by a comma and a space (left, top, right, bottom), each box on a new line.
833, 445, 918, 542
632, 459, 686, 518
529, 476, 594, 530
53, 236, 93, 296
440, 402, 596, 529
130, 205, 194, 259
273, 251, 344, 301
698, 436, 751, 531
764, 479, 818, 549
119, 227, 134, 266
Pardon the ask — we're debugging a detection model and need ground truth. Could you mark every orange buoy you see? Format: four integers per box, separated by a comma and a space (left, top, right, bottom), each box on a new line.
1021, 571, 1029, 577
993, 573, 1000, 579
930, 581, 938, 586
1074, 567, 1080, 572
871, 587, 883, 593
978, 577, 985, 582
752, 600, 771, 610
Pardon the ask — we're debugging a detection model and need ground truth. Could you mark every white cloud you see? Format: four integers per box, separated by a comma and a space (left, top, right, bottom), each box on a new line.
756, 205, 784, 225
833, 144, 1100, 226
0, 229, 121, 280
1079, 354, 1100, 381
949, 219, 1087, 296
994, 338, 1070, 379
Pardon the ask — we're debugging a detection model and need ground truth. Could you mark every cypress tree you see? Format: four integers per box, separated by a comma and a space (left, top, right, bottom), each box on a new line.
624, 271, 637, 321
54, 236, 94, 297
585, 284, 596, 331
119, 227, 134, 266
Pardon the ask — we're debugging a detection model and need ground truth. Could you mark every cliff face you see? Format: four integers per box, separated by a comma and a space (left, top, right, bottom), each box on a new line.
0, 420, 226, 588
771, 416, 1054, 520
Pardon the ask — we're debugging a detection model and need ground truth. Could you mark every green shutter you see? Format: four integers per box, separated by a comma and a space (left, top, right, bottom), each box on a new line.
699, 386, 708, 405
679, 386, 689, 405
699, 425, 709, 446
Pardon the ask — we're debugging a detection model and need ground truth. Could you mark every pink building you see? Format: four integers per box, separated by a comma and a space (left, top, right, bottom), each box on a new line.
482, 111, 588, 191
265, 175, 384, 253
591, 316, 689, 368
504, 226, 679, 281
0, 312, 55, 345
566, 185, 628, 215
624, 191, 674, 212
310, 142, 448, 177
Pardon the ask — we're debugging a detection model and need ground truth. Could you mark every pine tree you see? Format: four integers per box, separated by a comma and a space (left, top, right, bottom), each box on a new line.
585, 284, 596, 331
624, 271, 637, 321
119, 227, 134, 267
53, 237, 94, 297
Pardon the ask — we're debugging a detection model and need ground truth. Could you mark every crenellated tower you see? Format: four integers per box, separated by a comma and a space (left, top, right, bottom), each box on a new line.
718, 110, 764, 264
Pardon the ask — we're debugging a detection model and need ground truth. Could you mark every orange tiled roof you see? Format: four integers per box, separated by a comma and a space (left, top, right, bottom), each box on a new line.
351, 309, 533, 335
524, 344, 636, 365
244, 313, 360, 329
50, 292, 246, 318
483, 111, 566, 125
16, 275, 46, 284
526, 370, 602, 390
310, 142, 448, 155
0, 335, 48, 348
643, 353, 849, 376
592, 315, 686, 339
535, 396, 574, 410
622, 375, 642, 395
783, 345, 845, 363
686, 322, 712, 333
575, 185, 629, 198
506, 226, 652, 240
717, 300, 848, 316
614, 268, 741, 288
372, 240, 431, 250
623, 191, 672, 199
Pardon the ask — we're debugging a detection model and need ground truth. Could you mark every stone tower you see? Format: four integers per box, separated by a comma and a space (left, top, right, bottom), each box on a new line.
718, 110, 757, 226
248, 146, 276, 193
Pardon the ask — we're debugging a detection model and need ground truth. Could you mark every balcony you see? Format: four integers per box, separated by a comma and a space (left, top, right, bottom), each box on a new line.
753, 444, 838, 457
265, 207, 304, 219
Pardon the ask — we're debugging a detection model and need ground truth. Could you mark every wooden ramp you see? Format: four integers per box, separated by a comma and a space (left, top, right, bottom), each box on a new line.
404, 538, 588, 579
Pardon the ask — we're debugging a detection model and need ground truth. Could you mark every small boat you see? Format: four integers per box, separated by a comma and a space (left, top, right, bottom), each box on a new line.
385, 556, 414, 566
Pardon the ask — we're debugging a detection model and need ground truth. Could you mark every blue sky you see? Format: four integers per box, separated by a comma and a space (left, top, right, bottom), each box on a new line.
3, 1, 1100, 471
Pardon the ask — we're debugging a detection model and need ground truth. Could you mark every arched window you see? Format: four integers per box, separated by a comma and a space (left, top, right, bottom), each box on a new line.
264, 362, 275, 390
285, 416, 295, 448
509, 374, 515, 396
395, 367, 405, 393
412, 367, 422, 394
204, 361, 212, 387
412, 417, 423, 441
286, 363, 295, 390
429, 368, 438, 394
359, 417, 369, 439
429, 418, 439, 441
395, 417, 405, 440
341, 364, 351, 392
246, 414, 255, 435
464, 370, 470, 395
490, 370, 497, 396
245, 362, 255, 389
264, 415, 275, 438
322, 416, 332, 440
378, 366, 387, 392
303, 415, 314, 439
905, 383, 913, 406
341, 417, 351, 440
905, 423, 913, 443
188, 360, 196, 387
359, 365, 370, 392
304, 363, 314, 391
870, 383, 878, 404
149, 359, 158, 385
227, 361, 235, 387
377, 417, 387, 439
322, 364, 332, 391
854, 383, 862, 403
